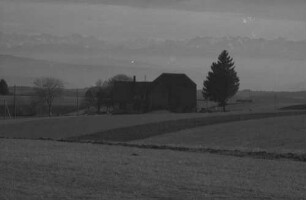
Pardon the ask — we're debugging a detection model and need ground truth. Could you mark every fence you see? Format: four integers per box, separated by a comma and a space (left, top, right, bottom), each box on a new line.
0, 87, 86, 119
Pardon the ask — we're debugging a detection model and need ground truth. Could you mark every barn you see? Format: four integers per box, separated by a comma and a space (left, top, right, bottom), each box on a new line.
113, 73, 197, 113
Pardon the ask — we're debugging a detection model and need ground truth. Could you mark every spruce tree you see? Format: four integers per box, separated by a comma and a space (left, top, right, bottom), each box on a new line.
203, 50, 240, 112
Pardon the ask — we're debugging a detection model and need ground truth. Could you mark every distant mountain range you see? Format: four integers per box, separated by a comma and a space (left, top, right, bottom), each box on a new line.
1, 33, 306, 91
1, 32, 306, 60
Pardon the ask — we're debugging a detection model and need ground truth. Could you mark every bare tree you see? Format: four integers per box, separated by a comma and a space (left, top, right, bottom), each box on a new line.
95, 79, 104, 87
103, 74, 133, 90
33, 77, 64, 117
84, 86, 99, 111
101, 74, 133, 112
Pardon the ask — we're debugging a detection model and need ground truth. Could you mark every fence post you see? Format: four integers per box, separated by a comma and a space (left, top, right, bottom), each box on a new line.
4, 99, 6, 120
76, 89, 79, 116
14, 85, 16, 119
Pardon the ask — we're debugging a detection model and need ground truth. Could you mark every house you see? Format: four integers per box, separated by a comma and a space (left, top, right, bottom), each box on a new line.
113, 80, 152, 113
113, 73, 197, 113
149, 73, 197, 112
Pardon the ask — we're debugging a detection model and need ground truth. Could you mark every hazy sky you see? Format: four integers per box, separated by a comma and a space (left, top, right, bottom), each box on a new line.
1, 0, 306, 41
1, 0, 306, 90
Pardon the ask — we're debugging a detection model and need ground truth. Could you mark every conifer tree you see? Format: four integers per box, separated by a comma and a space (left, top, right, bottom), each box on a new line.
203, 50, 240, 112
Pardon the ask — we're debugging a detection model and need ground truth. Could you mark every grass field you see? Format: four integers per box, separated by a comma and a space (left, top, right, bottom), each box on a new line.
1, 111, 306, 199
134, 115, 306, 154
1, 111, 304, 141
69, 111, 306, 143
0, 112, 218, 139
1, 138, 306, 200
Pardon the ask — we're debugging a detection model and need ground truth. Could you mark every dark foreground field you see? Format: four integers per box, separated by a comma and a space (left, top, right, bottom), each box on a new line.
1, 139, 306, 200
1, 112, 306, 199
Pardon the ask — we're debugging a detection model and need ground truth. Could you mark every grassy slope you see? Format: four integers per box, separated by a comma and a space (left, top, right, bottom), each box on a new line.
1, 111, 304, 140
1, 111, 305, 141
0, 113, 217, 139
135, 115, 306, 153
70, 111, 306, 142
1, 139, 306, 200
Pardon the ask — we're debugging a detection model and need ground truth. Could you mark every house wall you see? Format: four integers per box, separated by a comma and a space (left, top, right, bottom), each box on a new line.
149, 83, 169, 110
168, 85, 196, 112
149, 83, 196, 112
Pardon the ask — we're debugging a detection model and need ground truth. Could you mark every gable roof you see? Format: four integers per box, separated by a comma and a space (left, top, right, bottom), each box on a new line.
153, 73, 196, 87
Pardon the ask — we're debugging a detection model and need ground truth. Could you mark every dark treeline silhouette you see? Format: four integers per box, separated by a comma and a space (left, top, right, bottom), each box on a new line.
1, 51, 241, 117
85, 74, 133, 113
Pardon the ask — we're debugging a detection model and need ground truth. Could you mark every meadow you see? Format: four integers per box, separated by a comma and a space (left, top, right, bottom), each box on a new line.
1, 110, 304, 141
1, 94, 306, 199
69, 111, 306, 143
134, 115, 306, 154
1, 138, 306, 200
0, 112, 218, 139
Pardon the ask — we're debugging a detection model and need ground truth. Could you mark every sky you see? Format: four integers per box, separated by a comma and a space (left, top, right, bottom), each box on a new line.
1, 0, 306, 41
0, 0, 306, 90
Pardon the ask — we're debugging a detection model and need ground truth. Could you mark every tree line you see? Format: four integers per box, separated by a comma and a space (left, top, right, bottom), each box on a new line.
84, 74, 132, 113
1, 50, 240, 116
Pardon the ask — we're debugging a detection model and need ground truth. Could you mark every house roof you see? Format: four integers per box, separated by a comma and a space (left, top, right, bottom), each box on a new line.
153, 73, 196, 87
